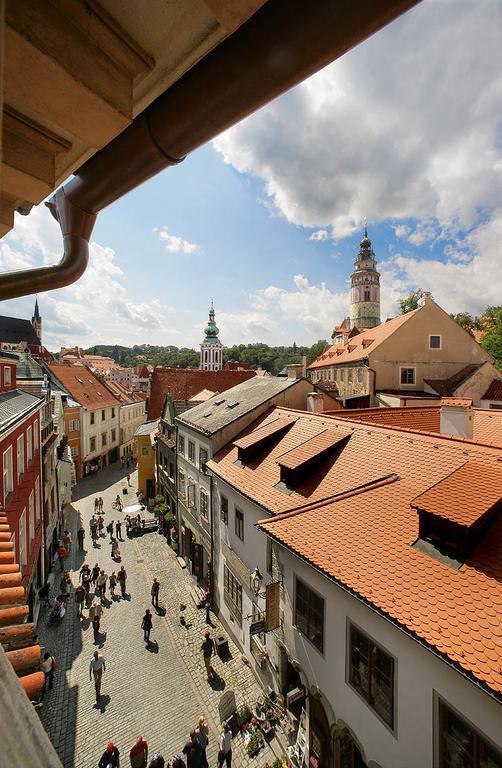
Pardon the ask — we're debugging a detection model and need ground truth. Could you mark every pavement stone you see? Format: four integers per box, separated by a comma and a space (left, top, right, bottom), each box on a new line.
37, 465, 289, 768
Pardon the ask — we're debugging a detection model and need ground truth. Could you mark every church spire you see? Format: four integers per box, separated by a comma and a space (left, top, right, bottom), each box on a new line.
200, 301, 223, 371
32, 296, 42, 345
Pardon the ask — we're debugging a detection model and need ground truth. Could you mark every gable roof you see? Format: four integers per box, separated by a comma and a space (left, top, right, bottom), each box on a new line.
309, 309, 419, 368
424, 363, 484, 397
0, 316, 40, 346
228, 407, 502, 699
176, 376, 305, 436
46, 363, 120, 410
104, 380, 145, 405
147, 367, 256, 420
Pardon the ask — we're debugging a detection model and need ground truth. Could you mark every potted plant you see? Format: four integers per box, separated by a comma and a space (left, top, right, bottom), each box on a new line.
246, 729, 264, 757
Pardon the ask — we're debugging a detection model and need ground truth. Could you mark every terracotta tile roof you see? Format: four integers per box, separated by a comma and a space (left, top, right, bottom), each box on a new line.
331, 406, 502, 448
309, 309, 419, 368
441, 397, 473, 407
482, 379, 502, 401
411, 461, 502, 526
104, 380, 144, 405
46, 363, 120, 410
147, 367, 256, 420
0, 512, 44, 700
425, 364, 483, 397
209, 406, 502, 698
234, 416, 293, 450
277, 430, 347, 471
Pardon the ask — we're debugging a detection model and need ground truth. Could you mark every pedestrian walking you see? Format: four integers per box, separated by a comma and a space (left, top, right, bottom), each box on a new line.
59, 570, 71, 594
195, 717, 209, 768
57, 542, 67, 570
98, 515, 104, 537
75, 584, 85, 617
83, 573, 92, 605
90, 519, 98, 545
109, 571, 117, 597
111, 537, 120, 560
200, 632, 214, 680
148, 754, 165, 768
98, 743, 119, 768
115, 520, 122, 540
89, 600, 104, 638
127, 473, 131, 486
91, 563, 101, 587
89, 650, 106, 701
80, 562, 91, 581
217, 723, 232, 768
64, 530, 72, 553
77, 526, 85, 550
115, 494, 123, 511
151, 578, 160, 610
94, 497, 99, 513
183, 732, 202, 768
97, 569, 108, 600
141, 609, 153, 643
107, 520, 115, 542
39, 580, 51, 608
118, 565, 127, 598
41, 652, 56, 691
129, 736, 148, 768
126, 457, 130, 469
99, 497, 104, 512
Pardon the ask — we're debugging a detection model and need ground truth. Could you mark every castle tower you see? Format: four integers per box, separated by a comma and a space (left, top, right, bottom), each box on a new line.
200, 301, 223, 371
349, 224, 381, 330
31, 297, 42, 344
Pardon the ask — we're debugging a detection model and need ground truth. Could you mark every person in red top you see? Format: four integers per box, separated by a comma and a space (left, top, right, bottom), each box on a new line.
127, 473, 131, 486
129, 736, 148, 768
57, 543, 67, 570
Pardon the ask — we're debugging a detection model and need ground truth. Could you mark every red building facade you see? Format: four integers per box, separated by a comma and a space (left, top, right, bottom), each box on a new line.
0, 355, 43, 610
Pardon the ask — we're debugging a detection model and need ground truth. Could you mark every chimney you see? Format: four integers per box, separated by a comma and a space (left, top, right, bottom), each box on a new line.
440, 398, 473, 439
307, 392, 324, 413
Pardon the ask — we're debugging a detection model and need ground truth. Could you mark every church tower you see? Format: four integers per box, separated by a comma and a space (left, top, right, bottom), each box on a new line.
200, 301, 223, 371
31, 297, 42, 344
349, 225, 381, 330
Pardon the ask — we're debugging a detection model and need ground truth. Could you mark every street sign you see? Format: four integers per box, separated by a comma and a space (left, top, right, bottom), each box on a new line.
266, 581, 280, 631
219, 690, 236, 722
250, 618, 266, 635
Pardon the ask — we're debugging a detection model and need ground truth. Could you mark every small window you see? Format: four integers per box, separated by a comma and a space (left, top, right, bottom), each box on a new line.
102, 410, 105, 421
112, 407, 116, 418
200, 489, 209, 519
33, 421, 39, 452
199, 447, 208, 470
220, 495, 228, 524
178, 470, 186, 500
223, 564, 242, 623
178, 434, 185, 455
4, 366, 12, 385
295, 577, 324, 653
111, 429, 116, 442
188, 440, 196, 463
438, 698, 502, 768
429, 334, 441, 349
17, 435, 24, 480
266, 538, 273, 574
70, 446, 78, 459
188, 481, 196, 510
27, 426, 33, 463
90, 412, 95, 425
102, 433, 107, 447
3, 446, 13, 503
400, 367, 416, 385
349, 624, 394, 729
235, 508, 244, 541
90, 436, 96, 452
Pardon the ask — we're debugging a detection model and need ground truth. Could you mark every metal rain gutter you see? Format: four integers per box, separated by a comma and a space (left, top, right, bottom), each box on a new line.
0, 0, 420, 300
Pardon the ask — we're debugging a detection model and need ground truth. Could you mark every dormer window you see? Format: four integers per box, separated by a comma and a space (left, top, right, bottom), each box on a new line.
276, 430, 350, 492
233, 417, 294, 466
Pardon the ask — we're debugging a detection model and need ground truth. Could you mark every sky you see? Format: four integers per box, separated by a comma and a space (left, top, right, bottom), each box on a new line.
1, 0, 501, 353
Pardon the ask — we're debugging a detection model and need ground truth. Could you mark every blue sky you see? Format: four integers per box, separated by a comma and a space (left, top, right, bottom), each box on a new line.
1, 0, 501, 352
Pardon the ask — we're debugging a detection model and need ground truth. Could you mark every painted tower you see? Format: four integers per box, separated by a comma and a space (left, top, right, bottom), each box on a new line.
31, 297, 42, 344
349, 225, 381, 330
200, 301, 223, 371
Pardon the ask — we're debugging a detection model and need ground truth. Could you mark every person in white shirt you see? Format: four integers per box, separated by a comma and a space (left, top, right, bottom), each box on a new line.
89, 650, 106, 701
218, 723, 232, 768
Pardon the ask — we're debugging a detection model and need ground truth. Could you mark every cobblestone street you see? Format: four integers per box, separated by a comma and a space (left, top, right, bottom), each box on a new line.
37, 465, 284, 768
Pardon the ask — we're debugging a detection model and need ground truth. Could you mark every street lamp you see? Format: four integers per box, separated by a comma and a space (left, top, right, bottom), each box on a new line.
251, 566, 263, 596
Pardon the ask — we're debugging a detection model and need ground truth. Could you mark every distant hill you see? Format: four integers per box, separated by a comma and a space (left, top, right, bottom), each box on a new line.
83, 341, 328, 376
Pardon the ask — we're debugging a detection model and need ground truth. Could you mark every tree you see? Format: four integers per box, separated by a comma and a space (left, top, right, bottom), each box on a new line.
307, 340, 329, 365
450, 312, 477, 337
399, 289, 423, 314
478, 306, 502, 369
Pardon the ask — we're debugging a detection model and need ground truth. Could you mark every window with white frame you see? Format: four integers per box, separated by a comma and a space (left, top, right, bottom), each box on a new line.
429, 334, 441, 350
29, 491, 35, 541
220, 495, 228, 524
35, 477, 40, 521
178, 434, 185, 455
199, 447, 208, 470
69, 419, 79, 432
27, 426, 33, 463
70, 446, 78, 459
400, 367, 416, 385
178, 470, 186, 501
200, 489, 209, 518
17, 435, 24, 480
19, 510, 26, 569
223, 563, 242, 624
3, 447, 13, 503
235, 508, 244, 541
187, 480, 197, 510
90, 436, 96, 453
90, 412, 95, 425
188, 440, 196, 463
4, 366, 11, 385
33, 420, 39, 452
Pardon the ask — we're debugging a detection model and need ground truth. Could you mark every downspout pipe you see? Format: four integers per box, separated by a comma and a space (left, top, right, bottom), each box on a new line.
0, 0, 420, 300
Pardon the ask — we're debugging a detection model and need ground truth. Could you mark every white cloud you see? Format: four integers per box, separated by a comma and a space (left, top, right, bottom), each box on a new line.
214, 1, 501, 242
392, 224, 410, 239
1, 206, 173, 349
309, 229, 330, 241
154, 226, 200, 254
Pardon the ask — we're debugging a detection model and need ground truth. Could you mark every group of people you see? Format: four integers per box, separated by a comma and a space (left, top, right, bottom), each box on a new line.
97, 719, 232, 768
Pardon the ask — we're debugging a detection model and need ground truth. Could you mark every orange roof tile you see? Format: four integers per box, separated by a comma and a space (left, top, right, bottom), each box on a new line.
276, 430, 347, 470
482, 379, 502, 401
441, 397, 473, 407
46, 363, 120, 410
411, 462, 502, 526
309, 309, 419, 368
208, 405, 502, 698
147, 367, 256, 420
234, 416, 293, 450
